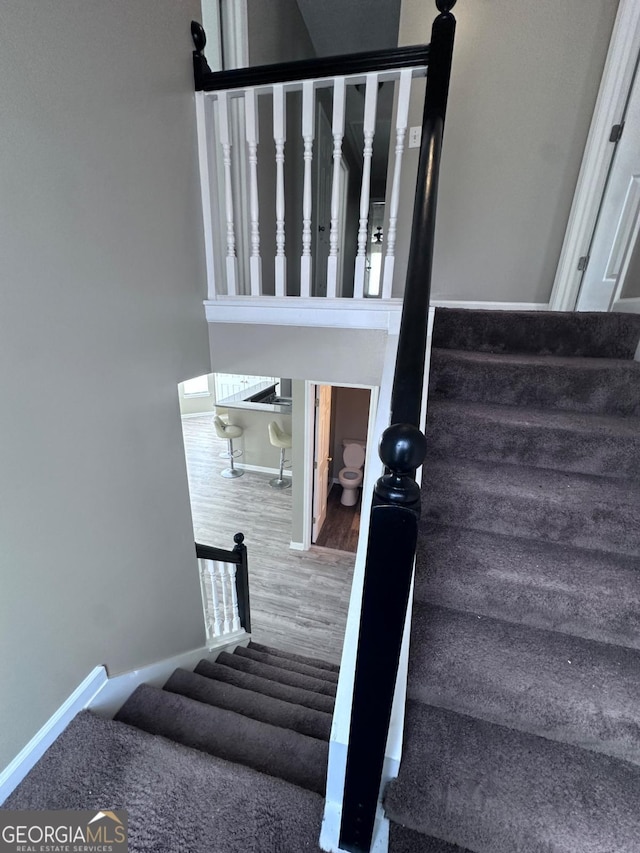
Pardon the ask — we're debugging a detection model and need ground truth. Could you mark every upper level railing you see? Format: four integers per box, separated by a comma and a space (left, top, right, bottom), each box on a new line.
191, 27, 430, 301
196, 533, 251, 643
338, 4, 457, 852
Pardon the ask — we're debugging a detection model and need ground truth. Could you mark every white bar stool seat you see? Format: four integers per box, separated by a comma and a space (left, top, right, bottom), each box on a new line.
213, 415, 244, 479
268, 421, 292, 489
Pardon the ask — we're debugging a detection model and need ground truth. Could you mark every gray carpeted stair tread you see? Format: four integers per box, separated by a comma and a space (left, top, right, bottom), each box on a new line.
5, 711, 324, 853
423, 457, 640, 556
216, 650, 337, 697
409, 602, 640, 764
426, 399, 640, 478
384, 701, 640, 853
115, 684, 327, 794
248, 641, 339, 673
164, 668, 332, 741
234, 645, 339, 683
415, 525, 640, 650
429, 348, 640, 416
432, 307, 640, 359
194, 659, 335, 714
389, 824, 472, 853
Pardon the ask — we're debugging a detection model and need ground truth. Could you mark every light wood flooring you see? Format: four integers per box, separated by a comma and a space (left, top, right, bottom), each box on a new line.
182, 417, 355, 664
315, 485, 361, 553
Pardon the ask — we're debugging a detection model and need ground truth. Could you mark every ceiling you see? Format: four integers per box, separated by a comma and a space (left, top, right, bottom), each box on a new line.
295, 0, 401, 57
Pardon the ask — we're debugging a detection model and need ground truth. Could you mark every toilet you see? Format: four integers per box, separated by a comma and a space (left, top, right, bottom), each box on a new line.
338, 439, 366, 506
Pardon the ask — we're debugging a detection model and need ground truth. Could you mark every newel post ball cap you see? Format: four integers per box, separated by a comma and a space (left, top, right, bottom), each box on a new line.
234, 532, 245, 546
436, 0, 457, 12
191, 21, 206, 52
379, 424, 427, 473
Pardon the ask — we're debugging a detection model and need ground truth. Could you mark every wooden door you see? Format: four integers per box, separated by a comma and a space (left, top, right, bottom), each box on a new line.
312, 385, 332, 542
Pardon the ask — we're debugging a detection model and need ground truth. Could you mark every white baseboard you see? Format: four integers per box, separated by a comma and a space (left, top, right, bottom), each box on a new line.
89, 634, 250, 719
613, 297, 640, 314
237, 462, 292, 477
289, 540, 307, 551
0, 666, 107, 805
431, 299, 550, 311
180, 411, 214, 419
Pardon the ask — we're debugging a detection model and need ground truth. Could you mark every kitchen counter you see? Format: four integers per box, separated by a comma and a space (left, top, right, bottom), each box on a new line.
216, 381, 292, 415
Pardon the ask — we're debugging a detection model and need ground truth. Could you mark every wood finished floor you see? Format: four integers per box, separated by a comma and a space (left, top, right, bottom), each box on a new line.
182, 417, 355, 664
315, 485, 361, 553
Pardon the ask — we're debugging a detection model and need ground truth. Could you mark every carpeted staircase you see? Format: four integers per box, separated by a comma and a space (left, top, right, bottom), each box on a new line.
4, 641, 338, 852
385, 308, 640, 853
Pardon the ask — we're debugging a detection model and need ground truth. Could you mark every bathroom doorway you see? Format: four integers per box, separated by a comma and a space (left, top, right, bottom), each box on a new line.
310, 384, 373, 553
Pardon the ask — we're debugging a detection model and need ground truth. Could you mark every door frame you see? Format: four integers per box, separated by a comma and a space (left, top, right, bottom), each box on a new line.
299, 380, 379, 551
550, 0, 640, 312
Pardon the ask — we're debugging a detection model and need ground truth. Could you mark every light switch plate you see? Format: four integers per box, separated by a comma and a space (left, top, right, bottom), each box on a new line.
409, 126, 422, 148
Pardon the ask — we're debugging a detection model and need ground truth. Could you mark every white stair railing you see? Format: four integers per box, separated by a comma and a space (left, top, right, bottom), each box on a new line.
194, 59, 428, 301
196, 535, 250, 644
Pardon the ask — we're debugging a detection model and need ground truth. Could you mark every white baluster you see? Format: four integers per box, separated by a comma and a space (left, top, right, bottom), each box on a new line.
227, 565, 242, 632
214, 561, 230, 634
353, 73, 379, 299
195, 94, 217, 300
300, 80, 315, 298
206, 560, 223, 637
245, 88, 262, 296
382, 69, 413, 300
218, 91, 238, 295
327, 78, 346, 299
273, 84, 287, 297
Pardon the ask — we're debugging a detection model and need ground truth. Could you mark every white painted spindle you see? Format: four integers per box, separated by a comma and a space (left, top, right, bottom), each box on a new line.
327, 78, 346, 299
227, 564, 242, 632
273, 84, 287, 296
204, 560, 222, 638
382, 69, 413, 300
245, 88, 262, 296
218, 91, 238, 295
353, 73, 379, 299
195, 94, 217, 299
217, 560, 232, 633
300, 81, 315, 298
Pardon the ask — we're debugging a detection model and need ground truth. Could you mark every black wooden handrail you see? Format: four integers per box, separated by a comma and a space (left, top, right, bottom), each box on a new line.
339, 4, 457, 852
195, 533, 251, 633
191, 20, 429, 92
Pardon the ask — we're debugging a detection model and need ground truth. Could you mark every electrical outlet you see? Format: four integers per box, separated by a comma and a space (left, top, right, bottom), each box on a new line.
409, 126, 422, 148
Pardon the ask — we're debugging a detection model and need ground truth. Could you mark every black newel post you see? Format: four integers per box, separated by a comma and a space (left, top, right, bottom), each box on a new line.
233, 532, 251, 634
339, 3, 457, 852
191, 21, 211, 91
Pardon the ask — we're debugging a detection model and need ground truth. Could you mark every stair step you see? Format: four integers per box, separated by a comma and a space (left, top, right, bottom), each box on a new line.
194, 659, 335, 713
389, 824, 472, 853
248, 640, 340, 673
384, 701, 640, 853
5, 711, 324, 852
115, 684, 327, 794
422, 458, 640, 557
164, 668, 332, 741
432, 307, 640, 359
409, 603, 640, 764
235, 645, 339, 683
216, 650, 337, 696
426, 400, 640, 479
429, 349, 640, 416
414, 525, 640, 650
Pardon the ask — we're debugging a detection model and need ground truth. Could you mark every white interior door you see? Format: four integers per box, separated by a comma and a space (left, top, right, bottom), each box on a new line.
577, 61, 640, 312
312, 384, 332, 542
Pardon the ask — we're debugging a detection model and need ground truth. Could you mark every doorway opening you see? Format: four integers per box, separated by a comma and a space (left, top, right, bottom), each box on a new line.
310, 383, 373, 553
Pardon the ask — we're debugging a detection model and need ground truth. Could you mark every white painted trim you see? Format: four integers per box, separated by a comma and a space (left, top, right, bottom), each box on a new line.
613, 296, 640, 314
219, 0, 249, 70
89, 637, 249, 720
301, 381, 316, 551
236, 462, 292, 477
289, 540, 307, 551
181, 411, 214, 419
432, 299, 549, 311
204, 297, 403, 332
0, 667, 107, 805
549, 0, 640, 312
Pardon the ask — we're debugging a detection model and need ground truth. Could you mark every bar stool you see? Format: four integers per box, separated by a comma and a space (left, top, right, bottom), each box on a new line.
268, 421, 291, 489
213, 415, 244, 479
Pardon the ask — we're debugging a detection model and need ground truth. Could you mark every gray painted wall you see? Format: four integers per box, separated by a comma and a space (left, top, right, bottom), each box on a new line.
390, 0, 618, 304
0, 0, 210, 770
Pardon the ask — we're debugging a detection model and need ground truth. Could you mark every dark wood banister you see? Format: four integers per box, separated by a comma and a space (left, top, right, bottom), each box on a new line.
196, 533, 251, 634
339, 4, 457, 852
